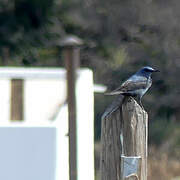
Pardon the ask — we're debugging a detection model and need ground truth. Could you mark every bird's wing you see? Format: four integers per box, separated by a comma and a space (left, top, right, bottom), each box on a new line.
105, 78, 147, 95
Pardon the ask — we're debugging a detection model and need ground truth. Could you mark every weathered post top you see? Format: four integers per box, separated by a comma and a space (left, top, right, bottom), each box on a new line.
59, 35, 83, 48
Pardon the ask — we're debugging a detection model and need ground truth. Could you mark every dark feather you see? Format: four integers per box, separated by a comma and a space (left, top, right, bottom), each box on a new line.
106, 79, 148, 95
101, 95, 124, 119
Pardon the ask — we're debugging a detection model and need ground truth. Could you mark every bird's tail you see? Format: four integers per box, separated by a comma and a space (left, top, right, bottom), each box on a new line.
104, 91, 124, 95
101, 95, 124, 120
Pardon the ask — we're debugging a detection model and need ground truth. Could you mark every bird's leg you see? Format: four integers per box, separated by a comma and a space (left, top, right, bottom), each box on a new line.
138, 96, 144, 110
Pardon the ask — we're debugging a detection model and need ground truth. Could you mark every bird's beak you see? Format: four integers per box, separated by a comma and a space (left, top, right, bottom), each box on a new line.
153, 69, 160, 72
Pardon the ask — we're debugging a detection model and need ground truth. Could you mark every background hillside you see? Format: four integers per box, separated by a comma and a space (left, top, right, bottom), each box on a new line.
0, 0, 180, 179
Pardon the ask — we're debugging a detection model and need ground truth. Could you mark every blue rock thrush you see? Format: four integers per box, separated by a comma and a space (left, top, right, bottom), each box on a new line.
102, 66, 159, 119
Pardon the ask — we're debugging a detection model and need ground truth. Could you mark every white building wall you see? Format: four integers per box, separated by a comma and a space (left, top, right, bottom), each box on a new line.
0, 67, 94, 180
76, 69, 95, 180
0, 79, 10, 122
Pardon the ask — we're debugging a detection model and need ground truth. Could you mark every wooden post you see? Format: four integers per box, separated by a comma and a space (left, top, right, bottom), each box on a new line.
10, 79, 24, 121
60, 35, 83, 180
100, 97, 148, 180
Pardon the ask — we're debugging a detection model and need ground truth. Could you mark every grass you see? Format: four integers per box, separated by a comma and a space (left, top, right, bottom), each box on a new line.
94, 142, 180, 180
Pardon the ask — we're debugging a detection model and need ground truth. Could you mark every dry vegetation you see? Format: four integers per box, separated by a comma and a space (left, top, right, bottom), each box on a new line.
148, 147, 180, 180
95, 142, 180, 180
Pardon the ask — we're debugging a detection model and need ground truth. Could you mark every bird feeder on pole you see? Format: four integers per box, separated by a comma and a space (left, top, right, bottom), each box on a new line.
60, 35, 83, 180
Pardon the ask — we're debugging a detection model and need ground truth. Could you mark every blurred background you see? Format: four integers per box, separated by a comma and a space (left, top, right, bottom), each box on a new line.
0, 0, 180, 180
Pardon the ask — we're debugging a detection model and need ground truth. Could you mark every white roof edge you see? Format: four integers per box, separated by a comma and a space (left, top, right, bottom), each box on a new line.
94, 84, 107, 93
0, 67, 92, 79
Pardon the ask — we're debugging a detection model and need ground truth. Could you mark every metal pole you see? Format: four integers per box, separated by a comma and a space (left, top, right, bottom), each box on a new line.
60, 35, 83, 180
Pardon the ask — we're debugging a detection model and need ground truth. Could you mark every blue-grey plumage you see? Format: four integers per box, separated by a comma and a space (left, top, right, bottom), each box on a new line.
105, 66, 159, 108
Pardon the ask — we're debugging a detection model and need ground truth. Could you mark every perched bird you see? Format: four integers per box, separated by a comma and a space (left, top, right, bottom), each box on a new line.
102, 66, 159, 119
106, 66, 160, 107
